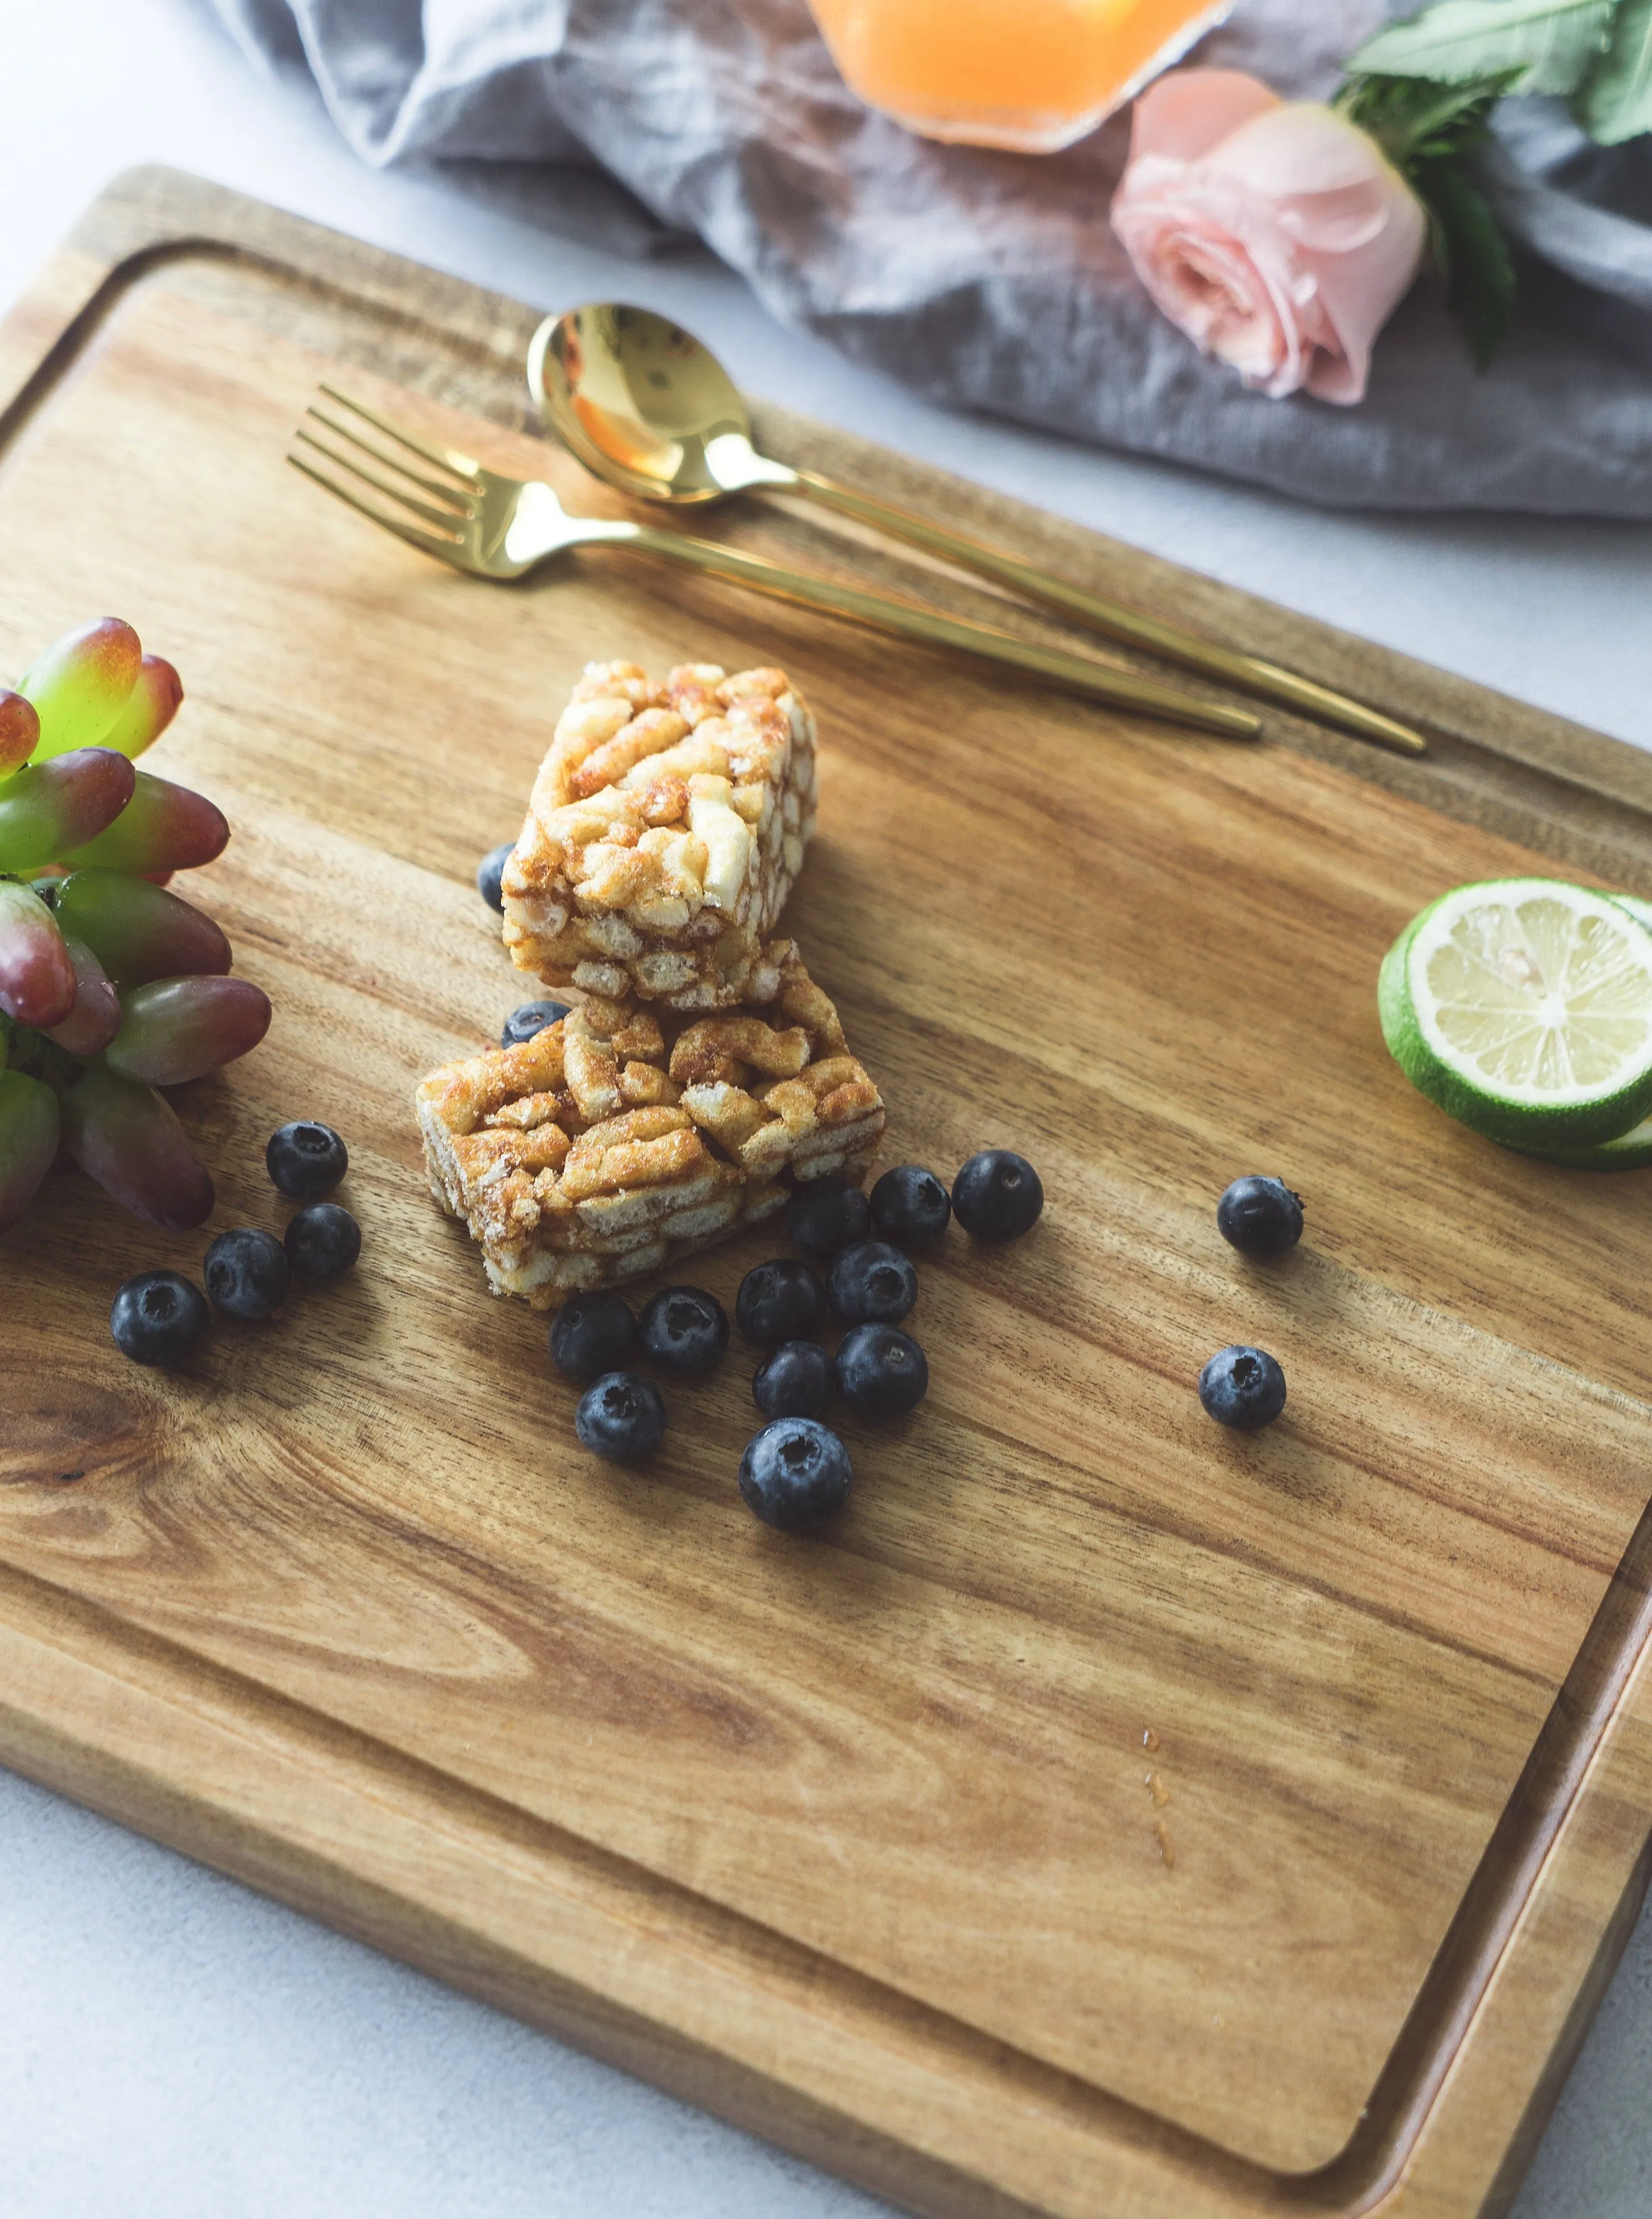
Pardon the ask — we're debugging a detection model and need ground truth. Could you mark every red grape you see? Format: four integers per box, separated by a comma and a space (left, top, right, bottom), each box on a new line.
0, 688, 40, 778
0, 1068, 60, 1234
60, 769, 227, 875
0, 880, 77, 1027
101, 655, 183, 760
20, 619, 143, 761
105, 974, 271, 1086
43, 935, 123, 1057
52, 868, 231, 985
0, 748, 136, 871
59, 1064, 214, 1229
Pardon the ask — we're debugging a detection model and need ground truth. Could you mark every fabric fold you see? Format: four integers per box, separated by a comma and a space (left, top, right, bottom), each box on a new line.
204, 0, 1652, 517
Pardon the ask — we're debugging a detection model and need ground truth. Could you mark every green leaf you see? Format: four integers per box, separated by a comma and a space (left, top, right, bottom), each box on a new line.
1411, 156, 1519, 365
1337, 69, 1516, 166
1351, 0, 1616, 95
1578, 0, 1652, 139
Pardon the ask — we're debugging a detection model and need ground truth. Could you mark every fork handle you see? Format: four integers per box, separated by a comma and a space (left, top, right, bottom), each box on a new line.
771, 467, 1425, 758
612, 521, 1259, 741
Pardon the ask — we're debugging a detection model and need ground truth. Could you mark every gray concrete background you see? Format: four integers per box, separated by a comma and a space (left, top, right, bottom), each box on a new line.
4, 3, 1651, 2211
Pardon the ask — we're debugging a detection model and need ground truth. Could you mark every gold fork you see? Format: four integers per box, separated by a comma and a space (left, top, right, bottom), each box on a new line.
287, 386, 1260, 742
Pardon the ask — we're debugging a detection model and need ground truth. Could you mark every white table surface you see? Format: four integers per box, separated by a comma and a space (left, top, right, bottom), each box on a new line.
5, 4, 1652, 2213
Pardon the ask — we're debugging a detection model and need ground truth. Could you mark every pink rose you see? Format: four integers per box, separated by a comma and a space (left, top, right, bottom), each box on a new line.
1110, 71, 1426, 405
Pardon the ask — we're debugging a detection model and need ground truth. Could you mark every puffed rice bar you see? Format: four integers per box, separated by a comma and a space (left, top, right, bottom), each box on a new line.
500, 660, 818, 1011
417, 941, 883, 1307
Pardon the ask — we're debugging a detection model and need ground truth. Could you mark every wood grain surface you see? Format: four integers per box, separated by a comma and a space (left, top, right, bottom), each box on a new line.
3, 169, 1652, 2219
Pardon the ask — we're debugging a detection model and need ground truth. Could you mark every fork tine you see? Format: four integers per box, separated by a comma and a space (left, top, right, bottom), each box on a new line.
304, 405, 474, 511
286, 452, 473, 569
293, 427, 475, 533
318, 383, 482, 483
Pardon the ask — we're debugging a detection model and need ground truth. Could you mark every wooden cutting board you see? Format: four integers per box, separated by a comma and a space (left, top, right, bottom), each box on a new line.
4, 168, 1652, 2219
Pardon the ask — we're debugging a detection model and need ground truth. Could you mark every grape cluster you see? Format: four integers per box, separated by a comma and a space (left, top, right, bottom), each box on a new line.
0, 619, 269, 1236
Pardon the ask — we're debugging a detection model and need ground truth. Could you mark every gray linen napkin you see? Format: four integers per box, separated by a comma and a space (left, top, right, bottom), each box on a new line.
206, 0, 1652, 516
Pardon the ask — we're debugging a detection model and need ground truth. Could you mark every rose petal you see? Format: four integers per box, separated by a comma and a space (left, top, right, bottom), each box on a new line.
1211, 104, 1398, 252
1114, 177, 1299, 390
1299, 170, 1428, 403
1168, 229, 1284, 378
1129, 69, 1281, 165
1213, 102, 1392, 199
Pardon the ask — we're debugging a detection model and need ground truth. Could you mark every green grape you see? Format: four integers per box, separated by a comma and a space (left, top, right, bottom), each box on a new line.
20, 618, 143, 762
0, 880, 77, 1029
59, 1063, 214, 1230
0, 689, 40, 778
50, 868, 231, 985
0, 749, 136, 871
58, 769, 227, 876
101, 656, 183, 760
0, 1067, 60, 1234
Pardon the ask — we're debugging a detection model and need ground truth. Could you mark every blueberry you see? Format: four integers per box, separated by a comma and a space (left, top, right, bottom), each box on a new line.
266, 1120, 348, 1200
753, 1339, 832, 1421
109, 1270, 208, 1367
283, 1202, 361, 1281
1198, 1345, 1287, 1431
1216, 1176, 1304, 1258
785, 1175, 870, 1258
739, 1419, 852, 1531
870, 1164, 951, 1246
639, 1284, 729, 1376
951, 1150, 1043, 1241
736, 1258, 828, 1346
501, 999, 571, 1049
828, 1240, 917, 1326
834, 1323, 928, 1417
551, 1290, 638, 1383
204, 1227, 291, 1320
477, 841, 514, 913
576, 1370, 666, 1463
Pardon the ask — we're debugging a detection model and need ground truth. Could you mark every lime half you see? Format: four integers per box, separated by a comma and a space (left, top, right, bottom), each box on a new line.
1379, 878, 1652, 1148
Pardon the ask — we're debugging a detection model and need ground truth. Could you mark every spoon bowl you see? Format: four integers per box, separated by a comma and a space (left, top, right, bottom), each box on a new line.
528, 304, 787, 506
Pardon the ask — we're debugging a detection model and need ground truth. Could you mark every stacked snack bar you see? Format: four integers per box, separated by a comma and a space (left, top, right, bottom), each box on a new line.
499, 660, 817, 1008
422, 655, 881, 1305
419, 940, 884, 1306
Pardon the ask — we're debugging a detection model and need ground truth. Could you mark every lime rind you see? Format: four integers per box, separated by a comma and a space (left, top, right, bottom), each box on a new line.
1608, 893, 1652, 936
1379, 877, 1652, 1151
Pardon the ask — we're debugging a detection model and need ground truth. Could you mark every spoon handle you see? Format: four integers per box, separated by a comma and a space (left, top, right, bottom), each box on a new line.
780, 468, 1426, 758
613, 521, 1258, 740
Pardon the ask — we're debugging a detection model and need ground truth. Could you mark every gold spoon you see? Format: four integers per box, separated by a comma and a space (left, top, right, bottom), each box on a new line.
529, 303, 1427, 760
